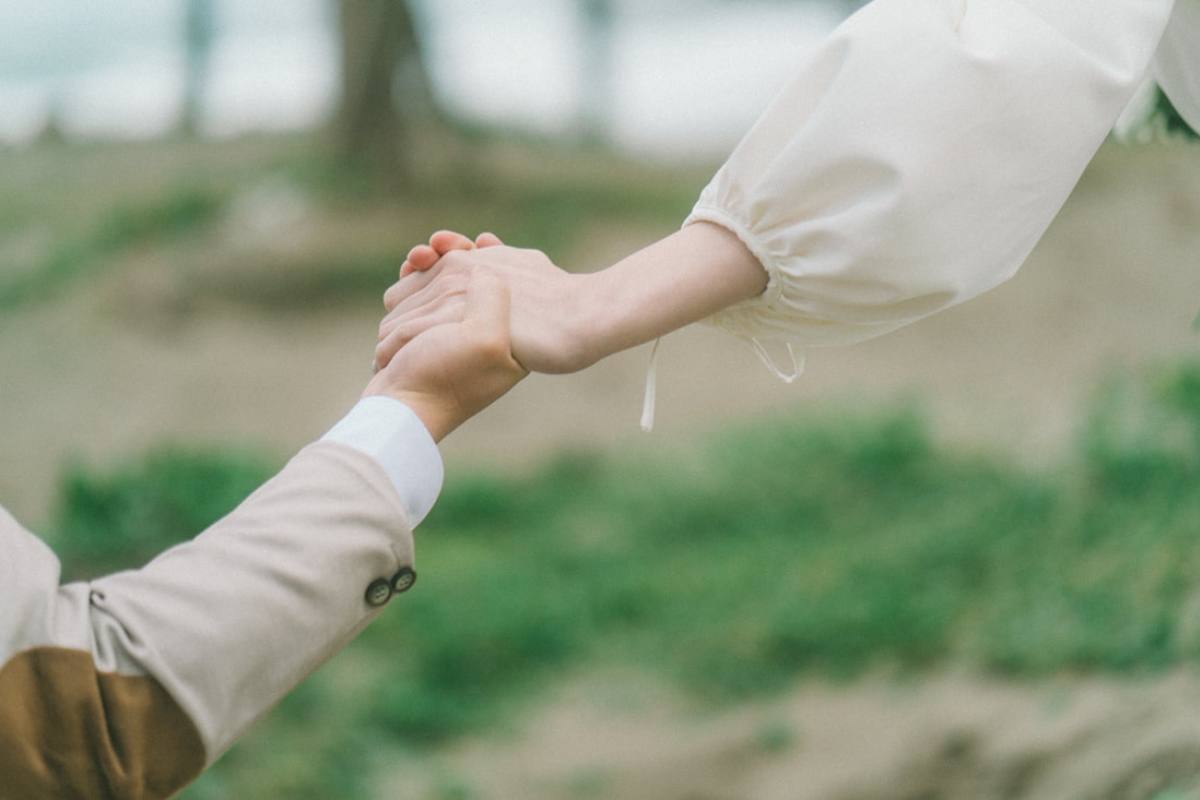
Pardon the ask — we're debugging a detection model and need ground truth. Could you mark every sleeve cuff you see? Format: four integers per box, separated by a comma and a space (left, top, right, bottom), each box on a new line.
320, 397, 444, 527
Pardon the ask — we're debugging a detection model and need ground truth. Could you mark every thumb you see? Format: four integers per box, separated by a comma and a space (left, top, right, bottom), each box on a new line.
475, 232, 505, 248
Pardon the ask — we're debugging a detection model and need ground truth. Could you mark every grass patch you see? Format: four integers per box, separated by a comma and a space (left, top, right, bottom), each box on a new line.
0, 134, 706, 319
53, 446, 276, 580
0, 186, 222, 315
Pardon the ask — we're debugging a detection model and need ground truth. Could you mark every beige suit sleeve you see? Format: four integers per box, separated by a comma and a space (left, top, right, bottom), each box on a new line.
0, 441, 417, 799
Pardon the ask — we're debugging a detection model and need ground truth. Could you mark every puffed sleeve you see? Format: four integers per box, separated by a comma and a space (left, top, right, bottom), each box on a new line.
1155, 0, 1200, 132
685, 0, 1176, 358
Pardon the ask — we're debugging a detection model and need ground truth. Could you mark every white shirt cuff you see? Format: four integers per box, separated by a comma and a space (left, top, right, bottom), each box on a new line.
320, 396, 444, 527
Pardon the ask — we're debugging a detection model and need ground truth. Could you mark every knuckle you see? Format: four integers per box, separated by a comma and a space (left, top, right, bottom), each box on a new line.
378, 320, 414, 352
383, 284, 401, 309
392, 321, 417, 344
439, 250, 475, 270
378, 316, 398, 341
431, 272, 470, 299
474, 330, 511, 361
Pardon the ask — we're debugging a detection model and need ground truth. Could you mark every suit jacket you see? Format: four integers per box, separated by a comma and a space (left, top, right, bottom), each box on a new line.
0, 432, 426, 799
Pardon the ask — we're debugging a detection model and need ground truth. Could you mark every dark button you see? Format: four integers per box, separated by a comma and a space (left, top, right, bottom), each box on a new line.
364, 578, 393, 607
391, 567, 417, 594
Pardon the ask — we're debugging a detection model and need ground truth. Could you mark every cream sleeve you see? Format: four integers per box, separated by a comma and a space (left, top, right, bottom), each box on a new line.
685, 0, 1176, 354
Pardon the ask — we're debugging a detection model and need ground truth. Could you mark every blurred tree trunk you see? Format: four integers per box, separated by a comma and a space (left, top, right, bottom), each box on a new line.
335, 0, 436, 185
183, 0, 215, 136
579, 0, 615, 142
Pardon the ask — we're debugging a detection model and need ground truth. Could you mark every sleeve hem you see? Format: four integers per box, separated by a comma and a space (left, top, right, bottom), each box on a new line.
321, 397, 444, 528
684, 205, 785, 310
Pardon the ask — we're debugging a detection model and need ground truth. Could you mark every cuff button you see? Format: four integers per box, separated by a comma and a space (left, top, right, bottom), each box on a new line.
365, 578, 393, 607
391, 567, 417, 594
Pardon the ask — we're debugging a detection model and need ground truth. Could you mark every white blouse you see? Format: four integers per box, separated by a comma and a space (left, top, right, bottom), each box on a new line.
686, 0, 1198, 365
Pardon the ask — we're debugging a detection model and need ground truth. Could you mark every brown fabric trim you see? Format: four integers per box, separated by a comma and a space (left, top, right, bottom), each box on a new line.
0, 647, 205, 800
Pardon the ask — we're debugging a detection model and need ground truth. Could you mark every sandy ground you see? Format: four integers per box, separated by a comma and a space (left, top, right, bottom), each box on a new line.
3, 139, 1200, 798
392, 669, 1200, 800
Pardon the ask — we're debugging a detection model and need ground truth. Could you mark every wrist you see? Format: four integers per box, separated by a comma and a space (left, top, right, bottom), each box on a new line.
570, 270, 624, 369
362, 380, 456, 443
581, 223, 768, 360
513, 270, 612, 374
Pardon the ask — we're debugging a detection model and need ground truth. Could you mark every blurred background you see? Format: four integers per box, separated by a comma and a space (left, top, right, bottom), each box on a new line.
4, 2, 1200, 798
0, 0, 853, 154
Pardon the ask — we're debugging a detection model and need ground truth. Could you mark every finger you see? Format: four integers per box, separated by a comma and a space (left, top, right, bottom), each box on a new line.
475, 232, 504, 248
429, 230, 476, 256
395, 245, 439, 285
379, 300, 452, 346
375, 302, 467, 372
380, 274, 468, 341
405, 244, 442, 273
384, 260, 449, 312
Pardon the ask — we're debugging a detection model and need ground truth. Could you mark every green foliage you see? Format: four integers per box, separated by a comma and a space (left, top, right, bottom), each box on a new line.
93, 189, 221, 251
189, 254, 406, 311
1155, 87, 1200, 140
755, 718, 797, 754
0, 135, 702, 320
366, 361, 1200, 710
45, 362, 1200, 797
54, 446, 275, 580
0, 186, 221, 316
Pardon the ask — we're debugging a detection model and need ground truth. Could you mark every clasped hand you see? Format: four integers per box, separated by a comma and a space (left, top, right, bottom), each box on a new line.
373, 223, 768, 406
376, 232, 602, 376
363, 266, 527, 442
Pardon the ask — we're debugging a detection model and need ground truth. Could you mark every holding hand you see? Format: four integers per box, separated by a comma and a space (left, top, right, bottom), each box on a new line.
377, 222, 768, 381
364, 268, 528, 442
379, 231, 600, 375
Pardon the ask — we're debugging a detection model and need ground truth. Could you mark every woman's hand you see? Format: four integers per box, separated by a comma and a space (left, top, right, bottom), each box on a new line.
379, 232, 601, 374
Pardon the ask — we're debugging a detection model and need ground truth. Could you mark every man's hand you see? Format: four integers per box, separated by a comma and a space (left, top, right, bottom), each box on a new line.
380, 232, 598, 375
364, 269, 528, 442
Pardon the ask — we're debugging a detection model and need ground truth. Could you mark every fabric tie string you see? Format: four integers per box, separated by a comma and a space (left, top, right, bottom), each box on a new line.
639, 335, 803, 433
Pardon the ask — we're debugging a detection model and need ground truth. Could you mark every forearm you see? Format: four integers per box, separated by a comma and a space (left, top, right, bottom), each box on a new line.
575, 221, 768, 365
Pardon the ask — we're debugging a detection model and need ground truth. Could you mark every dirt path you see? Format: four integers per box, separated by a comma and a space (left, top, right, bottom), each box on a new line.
387, 669, 1200, 800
